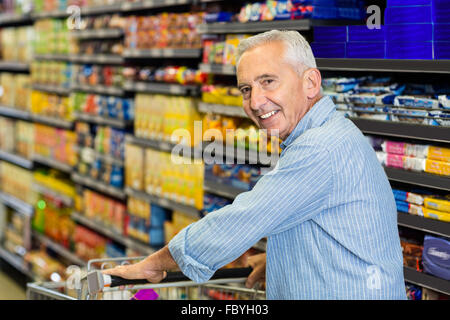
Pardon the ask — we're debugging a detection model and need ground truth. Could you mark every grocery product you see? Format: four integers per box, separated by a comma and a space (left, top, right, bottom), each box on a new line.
164, 210, 199, 245
31, 61, 73, 88
70, 92, 134, 121
84, 190, 127, 235
24, 250, 66, 282
424, 195, 450, 213
125, 145, 204, 209
34, 124, 78, 166
205, 162, 262, 191
73, 225, 108, 261
0, 26, 33, 62
127, 199, 168, 246
31, 90, 73, 121
0, 117, 34, 159
134, 94, 201, 146
422, 235, 450, 280
0, 73, 31, 110
33, 19, 74, 55
202, 193, 232, 215
125, 12, 204, 50
0, 161, 36, 204
73, 64, 123, 88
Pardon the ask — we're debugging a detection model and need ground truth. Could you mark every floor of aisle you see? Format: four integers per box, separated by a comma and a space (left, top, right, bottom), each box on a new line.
0, 261, 27, 300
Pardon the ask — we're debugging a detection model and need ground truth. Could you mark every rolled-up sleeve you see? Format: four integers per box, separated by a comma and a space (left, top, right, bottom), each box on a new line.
168, 142, 332, 283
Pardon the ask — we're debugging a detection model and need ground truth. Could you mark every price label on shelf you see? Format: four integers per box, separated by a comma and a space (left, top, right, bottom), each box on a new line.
169, 85, 182, 95
144, 0, 155, 7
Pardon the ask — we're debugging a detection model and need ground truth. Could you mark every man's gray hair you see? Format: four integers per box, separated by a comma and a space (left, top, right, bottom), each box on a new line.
236, 30, 317, 75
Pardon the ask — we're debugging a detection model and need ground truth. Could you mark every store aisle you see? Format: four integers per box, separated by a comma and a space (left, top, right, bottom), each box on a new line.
0, 268, 26, 300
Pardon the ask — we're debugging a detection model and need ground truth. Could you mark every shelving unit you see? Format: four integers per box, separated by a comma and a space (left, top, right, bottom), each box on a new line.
0, 150, 33, 170
124, 81, 200, 96
71, 211, 155, 256
404, 267, 450, 296
0, 192, 34, 217
71, 173, 126, 200
0, 0, 449, 300
30, 114, 74, 130
32, 231, 87, 267
32, 154, 73, 174
0, 106, 32, 121
125, 187, 201, 220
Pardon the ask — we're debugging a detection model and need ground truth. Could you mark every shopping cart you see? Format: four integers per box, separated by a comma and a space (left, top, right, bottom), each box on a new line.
26, 256, 266, 300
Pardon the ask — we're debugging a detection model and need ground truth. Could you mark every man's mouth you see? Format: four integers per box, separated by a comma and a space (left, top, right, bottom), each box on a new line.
259, 110, 279, 120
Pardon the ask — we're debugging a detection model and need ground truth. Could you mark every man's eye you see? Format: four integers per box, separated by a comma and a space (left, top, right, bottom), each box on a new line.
262, 79, 274, 86
240, 87, 251, 97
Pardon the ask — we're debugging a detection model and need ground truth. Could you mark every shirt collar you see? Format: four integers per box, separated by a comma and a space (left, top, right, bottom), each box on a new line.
280, 95, 336, 149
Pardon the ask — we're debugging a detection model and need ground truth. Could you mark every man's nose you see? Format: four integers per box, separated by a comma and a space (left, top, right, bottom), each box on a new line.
250, 87, 267, 111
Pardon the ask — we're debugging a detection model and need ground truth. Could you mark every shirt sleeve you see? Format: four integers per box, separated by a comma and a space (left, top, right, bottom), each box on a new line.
168, 142, 332, 283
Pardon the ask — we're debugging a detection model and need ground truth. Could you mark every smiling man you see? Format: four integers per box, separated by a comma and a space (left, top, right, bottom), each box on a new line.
103, 30, 406, 300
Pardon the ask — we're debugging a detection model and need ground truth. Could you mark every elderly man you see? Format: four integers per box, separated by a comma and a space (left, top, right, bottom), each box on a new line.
103, 30, 406, 300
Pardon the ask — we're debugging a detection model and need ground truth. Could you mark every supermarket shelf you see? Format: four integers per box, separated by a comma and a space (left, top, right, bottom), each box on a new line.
32, 183, 73, 207
71, 172, 126, 200
124, 81, 200, 96
70, 54, 124, 65
198, 102, 247, 118
80, 3, 123, 15
76, 146, 124, 166
32, 154, 73, 174
404, 267, 450, 296
125, 187, 201, 220
204, 141, 277, 166
198, 63, 236, 76
125, 135, 203, 158
71, 211, 156, 256
316, 58, 450, 74
71, 84, 125, 96
75, 112, 132, 129
0, 192, 34, 217
350, 118, 450, 144
72, 28, 123, 40
0, 61, 29, 72
31, 84, 71, 96
33, 54, 72, 62
197, 19, 358, 34
0, 13, 33, 27
203, 178, 246, 199
32, 231, 87, 267
0, 106, 32, 120
123, 48, 202, 59
31, 114, 74, 129
32, 10, 69, 19
398, 212, 450, 239
385, 167, 450, 192
0, 150, 33, 169
0, 247, 33, 278
121, 0, 191, 12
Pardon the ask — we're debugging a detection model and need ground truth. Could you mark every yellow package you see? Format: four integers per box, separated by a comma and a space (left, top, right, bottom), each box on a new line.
424, 196, 450, 213
427, 146, 450, 163
425, 159, 450, 176
423, 207, 450, 222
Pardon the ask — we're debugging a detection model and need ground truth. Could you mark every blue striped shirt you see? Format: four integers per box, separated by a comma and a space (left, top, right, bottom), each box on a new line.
168, 95, 406, 300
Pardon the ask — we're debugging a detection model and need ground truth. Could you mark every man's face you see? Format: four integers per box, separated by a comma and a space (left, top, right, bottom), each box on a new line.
237, 41, 310, 141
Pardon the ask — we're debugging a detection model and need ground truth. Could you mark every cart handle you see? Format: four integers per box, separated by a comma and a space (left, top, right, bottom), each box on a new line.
109, 267, 253, 288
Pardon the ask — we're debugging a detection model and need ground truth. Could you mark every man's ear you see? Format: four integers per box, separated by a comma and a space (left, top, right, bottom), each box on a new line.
303, 68, 322, 99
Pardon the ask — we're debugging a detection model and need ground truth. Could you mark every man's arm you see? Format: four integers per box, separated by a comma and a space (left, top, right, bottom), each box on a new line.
103, 142, 332, 283
102, 245, 178, 282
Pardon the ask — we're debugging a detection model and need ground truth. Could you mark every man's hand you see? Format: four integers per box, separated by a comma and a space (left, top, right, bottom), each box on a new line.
245, 253, 266, 289
101, 246, 178, 284
101, 259, 167, 283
